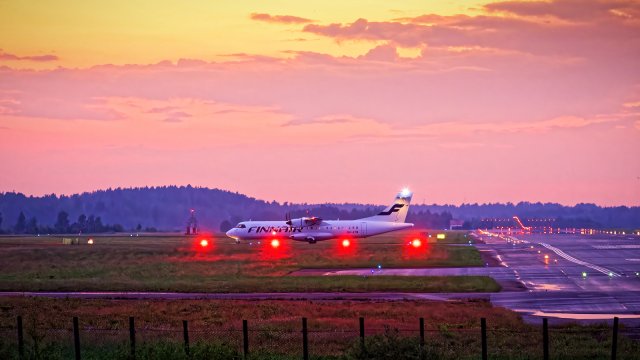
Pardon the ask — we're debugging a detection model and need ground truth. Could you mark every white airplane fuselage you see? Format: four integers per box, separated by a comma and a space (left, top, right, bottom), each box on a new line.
226, 220, 413, 242
225, 189, 415, 243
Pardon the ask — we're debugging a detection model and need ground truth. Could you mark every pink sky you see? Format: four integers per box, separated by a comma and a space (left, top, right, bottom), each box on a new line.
1, 0, 639, 205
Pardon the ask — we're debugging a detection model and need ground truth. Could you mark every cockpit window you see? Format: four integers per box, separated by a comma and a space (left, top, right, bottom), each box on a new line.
235, 223, 247, 228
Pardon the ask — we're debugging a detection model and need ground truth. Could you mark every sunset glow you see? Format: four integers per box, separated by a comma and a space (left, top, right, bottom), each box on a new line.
1, 1, 639, 205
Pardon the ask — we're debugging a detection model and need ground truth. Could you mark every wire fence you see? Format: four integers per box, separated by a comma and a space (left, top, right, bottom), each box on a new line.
0, 316, 638, 359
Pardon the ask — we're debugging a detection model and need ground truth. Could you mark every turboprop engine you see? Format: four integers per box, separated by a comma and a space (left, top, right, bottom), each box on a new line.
285, 216, 323, 227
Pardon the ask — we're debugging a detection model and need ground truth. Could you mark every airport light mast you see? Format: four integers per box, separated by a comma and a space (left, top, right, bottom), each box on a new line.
186, 209, 198, 235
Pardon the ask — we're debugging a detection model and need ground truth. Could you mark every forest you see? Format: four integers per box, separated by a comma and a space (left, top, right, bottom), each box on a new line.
0, 186, 638, 233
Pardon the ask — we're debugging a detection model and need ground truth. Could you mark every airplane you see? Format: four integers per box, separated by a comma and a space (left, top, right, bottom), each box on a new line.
225, 189, 414, 244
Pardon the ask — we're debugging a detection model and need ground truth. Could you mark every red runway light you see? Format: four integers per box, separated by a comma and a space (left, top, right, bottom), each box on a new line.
200, 239, 209, 247
271, 239, 280, 248
411, 239, 422, 248
342, 239, 351, 248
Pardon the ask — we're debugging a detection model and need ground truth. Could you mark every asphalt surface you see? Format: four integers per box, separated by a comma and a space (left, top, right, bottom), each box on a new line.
476, 232, 640, 321
0, 291, 468, 301
476, 232, 640, 292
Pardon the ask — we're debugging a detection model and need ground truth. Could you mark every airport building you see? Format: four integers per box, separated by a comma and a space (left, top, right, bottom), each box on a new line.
449, 219, 464, 230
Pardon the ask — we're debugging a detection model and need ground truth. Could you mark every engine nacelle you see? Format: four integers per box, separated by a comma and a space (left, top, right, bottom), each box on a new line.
285, 216, 323, 227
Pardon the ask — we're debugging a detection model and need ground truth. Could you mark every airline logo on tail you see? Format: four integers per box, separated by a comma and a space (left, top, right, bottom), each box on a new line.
378, 204, 404, 215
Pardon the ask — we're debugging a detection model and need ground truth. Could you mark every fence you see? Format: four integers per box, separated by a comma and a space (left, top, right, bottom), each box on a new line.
0, 315, 637, 359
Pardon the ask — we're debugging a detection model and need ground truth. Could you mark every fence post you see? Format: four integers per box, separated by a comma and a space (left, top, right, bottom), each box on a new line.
243, 319, 249, 359
302, 317, 309, 360
129, 317, 136, 360
17, 315, 24, 360
612, 317, 619, 360
73, 316, 81, 360
359, 317, 365, 352
481, 318, 487, 360
543, 318, 549, 360
183, 320, 190, 357
419, 317, 425, 360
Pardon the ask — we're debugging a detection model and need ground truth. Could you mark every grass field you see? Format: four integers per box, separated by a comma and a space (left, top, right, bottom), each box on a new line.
0, 297, 638, 360
421, 230, 476, 244
0, 231, 498, 293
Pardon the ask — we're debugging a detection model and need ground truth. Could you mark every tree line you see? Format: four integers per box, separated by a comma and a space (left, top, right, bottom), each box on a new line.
0, 210, 142, 235
0, 186, 638, 233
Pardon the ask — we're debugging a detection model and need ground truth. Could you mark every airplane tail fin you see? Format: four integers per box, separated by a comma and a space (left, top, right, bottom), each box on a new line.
362, 189, 412, 223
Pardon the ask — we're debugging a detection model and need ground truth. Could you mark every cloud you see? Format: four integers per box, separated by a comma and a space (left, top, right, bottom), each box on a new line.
0, 92, 124, 121
1, 5, 638, 137
175, 58, 208, 67
0, 47, 634, 129
283, 114, 359, 127
0, 49, 58, 62
250, 13, 313, 24
162, 111, 192, 123
284, 38, 312, 42
304, 19, 426, 47
438, 142, 486, 149
371, 115, 623, 140
393, 14, 471, 25
484, 0, 640, 22
147, 106, 179, 113
359, 44, 399, 62
303, 1, 640, 63
284, 113, 621, 141
167, 111, 192, 118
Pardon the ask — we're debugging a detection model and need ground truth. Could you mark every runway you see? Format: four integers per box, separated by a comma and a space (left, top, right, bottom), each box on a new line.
475, 232, 640, 293
475, 232, 640, 321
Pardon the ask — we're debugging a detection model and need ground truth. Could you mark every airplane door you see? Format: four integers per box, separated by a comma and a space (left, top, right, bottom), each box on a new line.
360, 222, 367, 237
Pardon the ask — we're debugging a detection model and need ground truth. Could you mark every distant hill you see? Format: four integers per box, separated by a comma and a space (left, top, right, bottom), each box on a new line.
0, 185, 638, 233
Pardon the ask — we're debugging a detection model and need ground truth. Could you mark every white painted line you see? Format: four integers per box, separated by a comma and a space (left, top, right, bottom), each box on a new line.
593, 245, 640, 249
539, 243, 620, 277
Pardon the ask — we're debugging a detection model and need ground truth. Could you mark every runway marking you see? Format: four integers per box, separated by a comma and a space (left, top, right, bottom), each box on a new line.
539, 243, 620, 277
530, 312, 640, 320
593, 245, 640, 249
